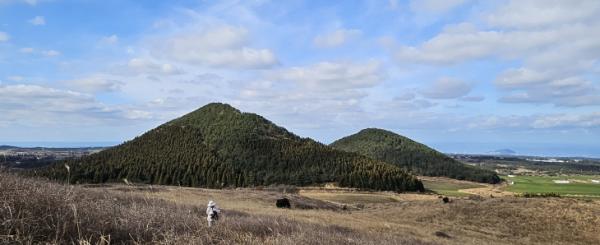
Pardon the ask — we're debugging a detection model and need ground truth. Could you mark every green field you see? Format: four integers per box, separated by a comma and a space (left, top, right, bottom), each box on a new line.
504, 175, 600, 197
421, 179, 484, 197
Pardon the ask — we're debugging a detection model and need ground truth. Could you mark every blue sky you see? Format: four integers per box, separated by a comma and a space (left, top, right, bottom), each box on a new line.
1, 0, 599, 157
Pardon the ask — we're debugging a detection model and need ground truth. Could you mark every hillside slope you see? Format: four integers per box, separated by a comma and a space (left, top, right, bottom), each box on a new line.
43, 103, 423, 192
330, 128, 500, 184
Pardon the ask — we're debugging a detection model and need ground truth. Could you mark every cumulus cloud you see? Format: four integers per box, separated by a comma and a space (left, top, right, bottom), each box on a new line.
467, 112, 600, 130
0, 84, 96, 112
0, 84, 153, 126
271, 60, 384, 92
487, 0, 600, 29
229, 61, 387, 130
181, 73, 223, 84
496, 68, 600, 107
393, 1, 600, 108
531, 112, 600, 129
390, 97, 437, 110
421, 77, 472, 99
394, 24, 566, 64
313, 29, 361, 48
123, 58, 182, 76
0, 32, 9, 42
28, 16, 45, 25
151, 25, 278, 69
62, 76, 124, 93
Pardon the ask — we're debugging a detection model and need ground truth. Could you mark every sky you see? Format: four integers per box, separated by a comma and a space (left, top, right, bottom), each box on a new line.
0, 0, 599, 157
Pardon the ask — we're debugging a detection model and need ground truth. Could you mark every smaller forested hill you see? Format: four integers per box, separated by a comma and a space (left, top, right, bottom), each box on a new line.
330, 128, 500, 184
40, 103, 424, 192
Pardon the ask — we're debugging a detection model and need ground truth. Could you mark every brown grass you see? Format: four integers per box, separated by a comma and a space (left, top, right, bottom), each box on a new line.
2, 169, 600, 244
0, 171, 431, 244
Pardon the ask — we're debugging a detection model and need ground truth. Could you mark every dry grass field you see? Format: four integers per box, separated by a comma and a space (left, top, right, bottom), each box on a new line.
2, 171, 600, 244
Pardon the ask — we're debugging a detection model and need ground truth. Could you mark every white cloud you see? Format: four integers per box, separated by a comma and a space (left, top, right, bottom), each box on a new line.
271, 60, 384, 92
0, 84, 153, 126
495, 68, 549, 89
151, 25, 278, 69
0, 84, 94, 111
313, 29, 361, 48
531, 112, 600, 129
121, 58, 182, 76
28, 16, 45, 26
100, 34, 118, 44
42, 50, 60, 56
467, 112, 600, 130
394, 24, 570, 64
496, 68, 600, 107
19, 47, 34, 53
62, 76, 123, 93
421, 77, 472, 99
392, 2, 600, 108
389, 97, 437, 110
0, 32, 9, 42
228, 61, 387, 130
487, 0, 600, 29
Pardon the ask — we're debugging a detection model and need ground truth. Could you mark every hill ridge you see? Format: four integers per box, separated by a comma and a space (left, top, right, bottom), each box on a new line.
42, 103, 424, 192
330, 128, 501, 184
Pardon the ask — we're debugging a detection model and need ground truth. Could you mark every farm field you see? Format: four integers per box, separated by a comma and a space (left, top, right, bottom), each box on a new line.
504, 175, 600, 197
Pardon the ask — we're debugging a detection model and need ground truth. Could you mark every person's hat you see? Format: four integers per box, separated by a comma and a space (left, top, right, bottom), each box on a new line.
208, 200, 216, 207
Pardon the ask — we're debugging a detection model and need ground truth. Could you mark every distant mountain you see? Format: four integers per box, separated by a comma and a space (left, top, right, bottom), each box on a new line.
330, 128, 501, 184
41, 103, 423, 192
488, 149, 516, 155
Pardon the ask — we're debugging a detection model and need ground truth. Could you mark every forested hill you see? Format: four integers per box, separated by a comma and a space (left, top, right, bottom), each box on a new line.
42, 103, 423, 192
330, 128, 501, 184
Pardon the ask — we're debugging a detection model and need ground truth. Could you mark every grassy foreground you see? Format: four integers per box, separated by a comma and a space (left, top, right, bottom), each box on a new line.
0, 171, 428, 244
504, 175, 600, 197
2, 171, 600, 244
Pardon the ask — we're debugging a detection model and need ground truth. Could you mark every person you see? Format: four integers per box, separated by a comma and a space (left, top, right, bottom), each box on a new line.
206, 200, 220, 227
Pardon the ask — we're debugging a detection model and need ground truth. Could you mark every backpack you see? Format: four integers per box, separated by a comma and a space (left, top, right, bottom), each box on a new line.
209, 208, 219, 220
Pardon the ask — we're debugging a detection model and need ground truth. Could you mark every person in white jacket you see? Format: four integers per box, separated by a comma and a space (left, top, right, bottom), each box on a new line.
206, 200, 220, 227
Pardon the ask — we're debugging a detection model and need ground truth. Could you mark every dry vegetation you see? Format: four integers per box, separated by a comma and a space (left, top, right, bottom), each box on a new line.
2, 170, 600, 244
0, 171, 430, 244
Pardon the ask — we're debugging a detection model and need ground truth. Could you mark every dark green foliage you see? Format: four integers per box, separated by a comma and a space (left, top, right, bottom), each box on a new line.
41, 103, 423, 192
330, 128, 501, 184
